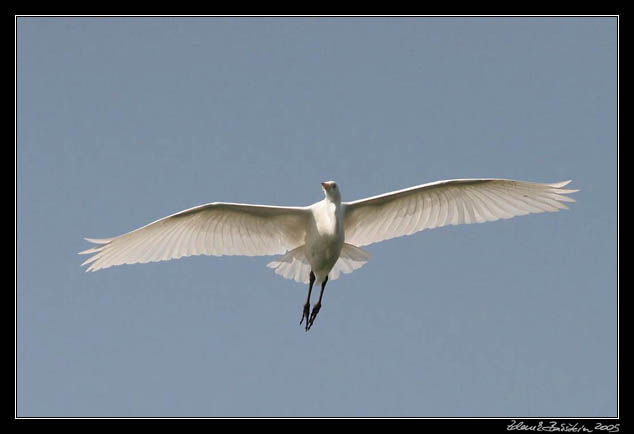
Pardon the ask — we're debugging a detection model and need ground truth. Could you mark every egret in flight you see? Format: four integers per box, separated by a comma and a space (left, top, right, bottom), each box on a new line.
81, 178, 577, 330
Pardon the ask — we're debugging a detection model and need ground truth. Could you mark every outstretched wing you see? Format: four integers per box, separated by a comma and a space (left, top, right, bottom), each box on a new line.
343, 179, 578, 247
80, 202, 309, 272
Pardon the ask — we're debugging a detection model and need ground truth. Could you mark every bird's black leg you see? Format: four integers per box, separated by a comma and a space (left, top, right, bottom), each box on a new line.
307, 276, 328, 331
300, 271, 316, 330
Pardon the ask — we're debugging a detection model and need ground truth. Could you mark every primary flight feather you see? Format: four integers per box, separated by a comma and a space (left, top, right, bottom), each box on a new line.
80, 178, 577, 330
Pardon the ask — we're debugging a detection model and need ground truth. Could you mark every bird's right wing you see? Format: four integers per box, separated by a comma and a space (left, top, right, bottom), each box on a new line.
343, 179, 578, 247
80, 202, 309, 272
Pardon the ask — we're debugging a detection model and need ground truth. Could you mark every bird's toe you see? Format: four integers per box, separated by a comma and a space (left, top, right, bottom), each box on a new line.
300, 303, 310, 326
307, 303, 321, 330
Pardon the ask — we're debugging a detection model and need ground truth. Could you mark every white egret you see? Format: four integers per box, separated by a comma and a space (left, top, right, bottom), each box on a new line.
81, 178, 577, 330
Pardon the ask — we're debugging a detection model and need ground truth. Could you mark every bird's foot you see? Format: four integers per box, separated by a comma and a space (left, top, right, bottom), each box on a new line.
300, 302, 310, 328
306, 303, 321, 331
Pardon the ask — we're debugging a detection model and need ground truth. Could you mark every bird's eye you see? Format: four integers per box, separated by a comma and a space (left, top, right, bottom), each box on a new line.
332, 185, 336, 189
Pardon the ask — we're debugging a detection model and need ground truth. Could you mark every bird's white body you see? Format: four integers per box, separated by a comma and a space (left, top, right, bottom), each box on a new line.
80, 178, 578, 330
80, 178, 578, 286
305, 197, 344, 284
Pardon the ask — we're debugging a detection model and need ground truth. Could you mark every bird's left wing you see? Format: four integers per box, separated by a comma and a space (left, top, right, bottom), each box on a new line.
343, 179, 578, 247
80, 202, 309, 272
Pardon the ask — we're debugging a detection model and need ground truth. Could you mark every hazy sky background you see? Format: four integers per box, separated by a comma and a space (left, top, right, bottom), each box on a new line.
17, 17, 617, 417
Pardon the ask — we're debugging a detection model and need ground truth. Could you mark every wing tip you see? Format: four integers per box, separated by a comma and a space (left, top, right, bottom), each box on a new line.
84, 237, 113, 244
550, 179, 571, 188
550, 179, 579, 191
550, 180, 579, 196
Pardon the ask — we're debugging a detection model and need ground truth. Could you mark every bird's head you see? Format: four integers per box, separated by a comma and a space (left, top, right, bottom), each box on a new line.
321, 181, 341, 203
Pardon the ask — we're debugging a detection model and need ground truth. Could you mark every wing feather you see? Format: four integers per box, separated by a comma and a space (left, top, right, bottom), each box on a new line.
80, 202, 309, 272
343, 179, 578, 247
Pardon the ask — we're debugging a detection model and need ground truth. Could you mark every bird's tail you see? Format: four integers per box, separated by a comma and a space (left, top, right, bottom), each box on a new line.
329, 243, 371, 281
267, 243, 371, 284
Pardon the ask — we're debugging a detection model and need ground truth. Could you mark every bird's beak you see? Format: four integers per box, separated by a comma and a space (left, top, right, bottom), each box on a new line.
321, 182, 332, 191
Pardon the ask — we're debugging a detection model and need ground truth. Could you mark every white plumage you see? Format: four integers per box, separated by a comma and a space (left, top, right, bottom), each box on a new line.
81, 178, 577, 330
81, 178, 577, 281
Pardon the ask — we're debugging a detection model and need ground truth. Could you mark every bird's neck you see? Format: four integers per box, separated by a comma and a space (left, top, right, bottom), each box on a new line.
324, 194, 341, 207
319, 197, 342, 219
317, 199, 343, 237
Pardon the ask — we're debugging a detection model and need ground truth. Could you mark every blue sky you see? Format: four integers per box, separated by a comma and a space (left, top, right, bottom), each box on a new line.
17, 17, 617, 417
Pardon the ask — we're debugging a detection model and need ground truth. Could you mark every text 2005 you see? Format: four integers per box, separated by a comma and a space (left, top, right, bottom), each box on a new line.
594, 423, 620, 433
